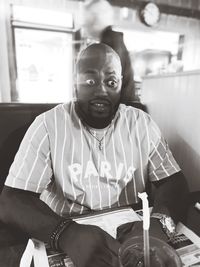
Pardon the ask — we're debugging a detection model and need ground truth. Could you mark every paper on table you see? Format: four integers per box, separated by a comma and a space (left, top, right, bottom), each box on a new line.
176, 222, 200, 248
33, 238, 49, 267
74, 208, 141, 238
20, 239, 34, 267
20, 238, 49, 267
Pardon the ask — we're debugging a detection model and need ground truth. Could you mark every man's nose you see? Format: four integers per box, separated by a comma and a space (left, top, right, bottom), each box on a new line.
95, 82, 108, 96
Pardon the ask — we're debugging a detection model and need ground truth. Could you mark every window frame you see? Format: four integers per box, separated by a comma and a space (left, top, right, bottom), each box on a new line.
10, 4, 75, 102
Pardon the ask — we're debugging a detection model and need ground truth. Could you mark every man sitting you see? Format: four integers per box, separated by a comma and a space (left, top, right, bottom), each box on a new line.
0, 43, 189, 267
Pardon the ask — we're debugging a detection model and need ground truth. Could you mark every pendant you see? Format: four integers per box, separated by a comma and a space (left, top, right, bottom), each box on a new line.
99, 141, 103, 150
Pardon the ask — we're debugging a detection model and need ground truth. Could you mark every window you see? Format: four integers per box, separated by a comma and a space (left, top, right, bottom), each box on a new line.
114, 27, 180, 100
114, 27, 180, 80
12, 5, 74, 103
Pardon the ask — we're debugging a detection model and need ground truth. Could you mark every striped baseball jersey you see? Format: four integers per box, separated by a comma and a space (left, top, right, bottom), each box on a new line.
5, 102, 180, 217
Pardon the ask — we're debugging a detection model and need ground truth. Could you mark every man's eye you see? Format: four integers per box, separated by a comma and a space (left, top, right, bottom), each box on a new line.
86, 79, 95, 85
107, 80, 117, 88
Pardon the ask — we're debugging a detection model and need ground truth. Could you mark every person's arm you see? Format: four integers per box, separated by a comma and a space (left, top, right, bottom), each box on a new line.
147, 171, 189, 241
117, 113, 189, 243
152, 170, 189, 223
0, 186, 61, 242
0, 186, 120, 267
117, 171, 189, 243
146, 116, 189, 237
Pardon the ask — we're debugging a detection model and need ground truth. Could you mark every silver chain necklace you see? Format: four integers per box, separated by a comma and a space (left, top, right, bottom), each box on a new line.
85, 125, 111, 151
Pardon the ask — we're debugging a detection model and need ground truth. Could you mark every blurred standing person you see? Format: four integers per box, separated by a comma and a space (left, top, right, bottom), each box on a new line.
74, 0, 135, 104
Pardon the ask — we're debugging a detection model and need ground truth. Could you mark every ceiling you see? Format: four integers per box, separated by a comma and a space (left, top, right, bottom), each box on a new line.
77, 0, 200, 19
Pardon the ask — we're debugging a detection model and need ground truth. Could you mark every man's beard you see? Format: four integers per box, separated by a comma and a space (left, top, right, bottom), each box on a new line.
75, 101, 119, 129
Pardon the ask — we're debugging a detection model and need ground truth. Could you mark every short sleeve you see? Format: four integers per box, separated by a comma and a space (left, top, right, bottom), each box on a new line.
147, 117, 181, 182
5, 114, 53, 193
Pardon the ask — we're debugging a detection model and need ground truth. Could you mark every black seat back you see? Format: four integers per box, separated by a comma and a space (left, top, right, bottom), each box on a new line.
0, 103, 57, 192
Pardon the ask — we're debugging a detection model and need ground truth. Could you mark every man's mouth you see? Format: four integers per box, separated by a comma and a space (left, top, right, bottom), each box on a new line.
92, 103, 107, 107
89, 100, 110, 113
90, 99, 110, 105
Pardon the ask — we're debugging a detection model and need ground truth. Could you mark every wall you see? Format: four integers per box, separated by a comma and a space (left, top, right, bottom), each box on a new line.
0, 0, 82, 102
0, 0, 11, 102
112, 7, 200, 71
1, 0, 200, 101
158, 14, 200, 71
9, 0, 82, 27
141, 71, 200, 192
152, 0, 200, 10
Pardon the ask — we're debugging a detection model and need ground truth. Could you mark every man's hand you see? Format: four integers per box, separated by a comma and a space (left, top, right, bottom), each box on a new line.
117, 218, 168, 243
59, 222, 120, 267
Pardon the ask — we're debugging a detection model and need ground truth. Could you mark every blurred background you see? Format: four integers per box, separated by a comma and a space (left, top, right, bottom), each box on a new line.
1, 0, 200, 103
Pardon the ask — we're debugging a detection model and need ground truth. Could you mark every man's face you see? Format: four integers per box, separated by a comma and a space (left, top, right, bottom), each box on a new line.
75, 46, 122, 128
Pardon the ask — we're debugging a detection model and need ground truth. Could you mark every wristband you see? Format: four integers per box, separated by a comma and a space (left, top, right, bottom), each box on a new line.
50, 218, 73, 251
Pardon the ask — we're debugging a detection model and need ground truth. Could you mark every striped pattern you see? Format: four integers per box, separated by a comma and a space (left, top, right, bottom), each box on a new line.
5, 102, 180, 217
